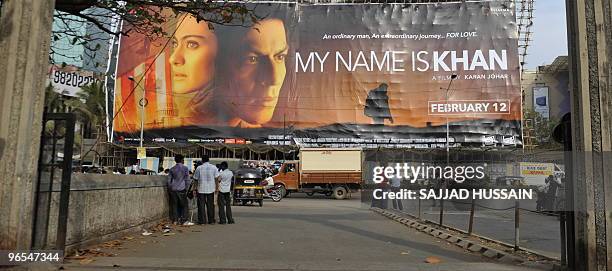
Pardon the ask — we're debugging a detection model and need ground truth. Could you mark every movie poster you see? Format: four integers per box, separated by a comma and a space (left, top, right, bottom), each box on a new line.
113, 1, 521, 148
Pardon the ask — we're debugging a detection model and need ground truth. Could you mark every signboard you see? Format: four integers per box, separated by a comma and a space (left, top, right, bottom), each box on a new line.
139, 157, 159, 171
137, 147, 146, 159
520, 162, 554, 176
533, 86, 550, 119
113, 1, 521, 148
47, 64, 99, 97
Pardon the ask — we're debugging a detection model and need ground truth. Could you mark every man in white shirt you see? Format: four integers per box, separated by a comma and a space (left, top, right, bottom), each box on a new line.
217, 162, 235, 224
193, 155, 219, 224
390, 176, 403, 210
263, 175, 274, 197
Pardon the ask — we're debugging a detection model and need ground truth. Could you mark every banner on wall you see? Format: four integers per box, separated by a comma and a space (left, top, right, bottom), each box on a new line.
113, 1, 522, 148
47, 64, 100, 97
533, 86, 550, 119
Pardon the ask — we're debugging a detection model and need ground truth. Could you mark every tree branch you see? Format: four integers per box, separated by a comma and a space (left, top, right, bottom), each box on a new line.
63, 10, 121, 37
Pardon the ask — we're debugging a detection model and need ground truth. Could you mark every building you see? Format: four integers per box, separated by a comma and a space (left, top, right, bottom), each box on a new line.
521, 56, 571, 121
50, 9, 112, 74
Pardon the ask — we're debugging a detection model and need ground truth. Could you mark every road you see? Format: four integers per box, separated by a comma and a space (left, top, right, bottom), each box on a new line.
396, 198, 561, 259
63, 194, 547, 270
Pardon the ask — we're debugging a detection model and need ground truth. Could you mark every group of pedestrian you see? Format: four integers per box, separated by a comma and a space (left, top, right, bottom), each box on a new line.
166, 154, 235, 226
370, 174, 403, 211
536, 174, 563, 211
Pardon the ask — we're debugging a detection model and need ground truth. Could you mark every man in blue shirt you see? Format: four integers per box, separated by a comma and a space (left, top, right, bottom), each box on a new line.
167, 154, 192, 225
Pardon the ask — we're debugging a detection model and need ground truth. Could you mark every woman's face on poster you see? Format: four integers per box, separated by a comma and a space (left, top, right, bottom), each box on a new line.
170, 15, 218, 94
226, 18, 288, 125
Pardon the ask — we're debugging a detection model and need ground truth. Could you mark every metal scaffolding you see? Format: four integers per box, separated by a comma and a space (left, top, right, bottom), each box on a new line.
517, 0, 536, 72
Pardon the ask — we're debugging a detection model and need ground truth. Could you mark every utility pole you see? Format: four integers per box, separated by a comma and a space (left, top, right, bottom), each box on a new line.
0, 0, 56, 250
128, 76, 146, 148
439, 74, 457, 227
565, 1, 612, 270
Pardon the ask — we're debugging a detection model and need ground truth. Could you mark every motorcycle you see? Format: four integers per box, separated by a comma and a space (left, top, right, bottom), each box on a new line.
261, 180, 283, 202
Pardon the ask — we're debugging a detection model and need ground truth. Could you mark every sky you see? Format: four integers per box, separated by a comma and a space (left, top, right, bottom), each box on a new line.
524, 0, 568, 69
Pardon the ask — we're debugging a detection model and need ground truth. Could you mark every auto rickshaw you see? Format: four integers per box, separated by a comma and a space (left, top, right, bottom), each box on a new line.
233, 168, 265, 207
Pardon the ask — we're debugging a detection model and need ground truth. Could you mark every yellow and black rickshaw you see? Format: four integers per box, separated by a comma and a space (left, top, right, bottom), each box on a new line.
232, 168, 265, 207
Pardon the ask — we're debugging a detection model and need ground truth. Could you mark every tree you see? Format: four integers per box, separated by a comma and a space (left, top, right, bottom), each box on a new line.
523, 108, 562, 149
44, 84, 64, 113
50, 0, 258, 67
65, 80, 106, 130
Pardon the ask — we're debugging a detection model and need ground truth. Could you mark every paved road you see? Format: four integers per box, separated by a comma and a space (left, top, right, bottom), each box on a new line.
396, 198, 561, 259
64, 194, 547, 270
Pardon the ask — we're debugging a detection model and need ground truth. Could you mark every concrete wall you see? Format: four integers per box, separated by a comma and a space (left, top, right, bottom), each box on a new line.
0, 0, 56, 250
36, 173, 171, 251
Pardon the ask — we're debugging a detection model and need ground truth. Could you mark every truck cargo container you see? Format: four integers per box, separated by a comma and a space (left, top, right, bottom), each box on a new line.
272, 148, 363, 199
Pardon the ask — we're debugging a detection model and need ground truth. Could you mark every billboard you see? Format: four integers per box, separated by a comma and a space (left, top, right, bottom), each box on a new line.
113, 1, 521, 148
47, 64, 100, 97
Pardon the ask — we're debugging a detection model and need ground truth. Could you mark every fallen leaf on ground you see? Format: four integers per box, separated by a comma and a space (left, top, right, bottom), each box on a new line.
102, 240, 122, 248
79, 258, 94, 265
163, 233, 176, 236
400, 252, 410, 255
425, 256, 442, 264
71, 248, 114, 258
64, 255, 86, 260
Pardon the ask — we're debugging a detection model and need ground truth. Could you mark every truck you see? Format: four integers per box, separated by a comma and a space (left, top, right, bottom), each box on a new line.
271, 148, 363, 200
508, 162, 565, 186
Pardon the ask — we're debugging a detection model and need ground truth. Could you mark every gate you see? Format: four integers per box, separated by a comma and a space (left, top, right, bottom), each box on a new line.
31, 113, 76, 252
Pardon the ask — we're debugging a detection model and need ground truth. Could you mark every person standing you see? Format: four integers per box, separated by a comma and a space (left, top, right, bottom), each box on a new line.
390, 175, 403, 210
193, 155, 219, 224
217, 162, 235, 224
167, 154, 193, 225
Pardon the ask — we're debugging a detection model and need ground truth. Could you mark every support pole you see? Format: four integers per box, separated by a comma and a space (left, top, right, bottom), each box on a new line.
514, 200, 520, 251
565, 0, 612, 270
468, 198, 476, 235
0, 0, 56, 250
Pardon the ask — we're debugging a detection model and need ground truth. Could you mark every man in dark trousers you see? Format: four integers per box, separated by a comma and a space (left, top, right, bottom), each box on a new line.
193, 155, 219, 224
217, 162, 235, 224
167, 154, 193, 225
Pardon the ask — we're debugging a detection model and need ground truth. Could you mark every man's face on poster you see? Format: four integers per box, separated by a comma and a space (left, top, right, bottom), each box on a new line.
227, 18, 288, 125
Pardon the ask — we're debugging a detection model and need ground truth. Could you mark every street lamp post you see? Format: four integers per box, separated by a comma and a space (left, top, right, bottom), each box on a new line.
445, 74, 458, 155
439, 74, 457, 227
128, 76, 146, 148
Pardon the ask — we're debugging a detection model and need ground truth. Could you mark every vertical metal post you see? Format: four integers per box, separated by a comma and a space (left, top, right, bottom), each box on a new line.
418, 196, 421, 219
439, 198, 444, 226
56, 114, 75, 252
514, 200, 520, 250
140, 88, 145, 148
468, 197, 476, 235
440, 74, 456, 229
128, 76, 145, 147
560, 210, 567, 264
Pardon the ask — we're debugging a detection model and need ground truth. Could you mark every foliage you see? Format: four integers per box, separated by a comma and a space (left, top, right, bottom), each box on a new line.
44, 84, 64, 113
51, 0, 259, 67
65, 80, 106, 128
523, 108, 562, 149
